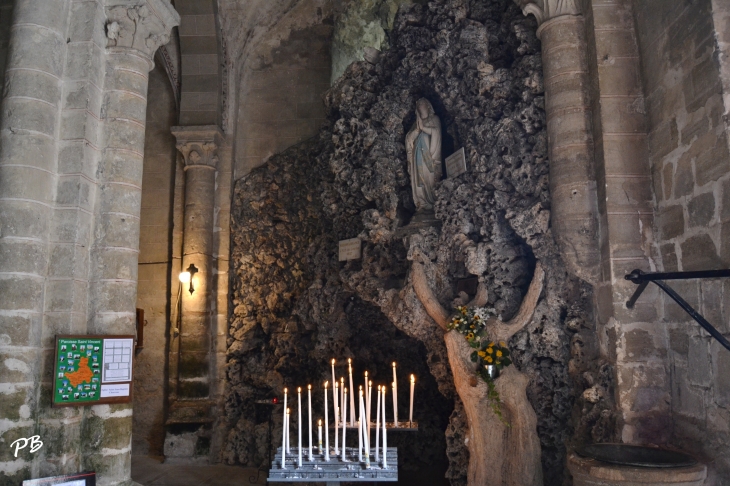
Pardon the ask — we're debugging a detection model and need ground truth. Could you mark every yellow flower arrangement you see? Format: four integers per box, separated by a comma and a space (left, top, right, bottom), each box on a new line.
496, 350, 502, 357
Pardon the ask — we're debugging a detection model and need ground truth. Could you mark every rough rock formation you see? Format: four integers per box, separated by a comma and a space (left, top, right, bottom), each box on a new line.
227, 0, 617, 484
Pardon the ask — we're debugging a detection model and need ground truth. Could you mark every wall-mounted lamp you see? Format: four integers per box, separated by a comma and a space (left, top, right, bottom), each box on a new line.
178, 263, 199, 295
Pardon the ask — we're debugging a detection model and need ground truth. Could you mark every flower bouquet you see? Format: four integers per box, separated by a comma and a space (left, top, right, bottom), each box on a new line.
447, 305, 511, 422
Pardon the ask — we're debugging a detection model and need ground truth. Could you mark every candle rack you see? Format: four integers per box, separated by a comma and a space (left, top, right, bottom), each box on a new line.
267, 446, 398, 484
334, 421, 419, 431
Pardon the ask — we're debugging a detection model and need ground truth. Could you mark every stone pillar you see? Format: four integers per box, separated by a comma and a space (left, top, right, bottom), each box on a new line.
585, 0, 660, 444
514, 0, 601, 285
0, 0, 71, 481
167, 126, 222, 426
82, 1, 178, 482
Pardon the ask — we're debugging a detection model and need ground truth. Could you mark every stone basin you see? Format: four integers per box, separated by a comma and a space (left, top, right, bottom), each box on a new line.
569, 444, 707, 486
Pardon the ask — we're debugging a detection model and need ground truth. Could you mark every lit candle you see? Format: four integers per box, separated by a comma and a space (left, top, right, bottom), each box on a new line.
341, 387, 348, 461
392, 381, 398, 427
318, 419, 322, 454
286, 408, 291, 453
331, 359, 337, 423
359, 390, 370, 468
357, 386, 363, 462
367, 380, 372, 447
297, 387, 302, 467
375, 385, 381, 462
364, 370, 369, 406
307, 384, 313, 461
324, 381, 330, 461
409, 374, 415, 427
348, 358, 356, 426
392, 362, 398, 427
282, 387, 288, 468
281, 403, 287, 469
382, 385, 387, 468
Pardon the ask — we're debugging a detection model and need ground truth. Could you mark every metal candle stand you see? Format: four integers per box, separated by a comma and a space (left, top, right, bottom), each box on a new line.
267, 447, 398, 484
268, 423, 417, 484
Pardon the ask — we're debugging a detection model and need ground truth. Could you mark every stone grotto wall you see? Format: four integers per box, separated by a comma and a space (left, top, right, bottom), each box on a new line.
227, 0, 617, 484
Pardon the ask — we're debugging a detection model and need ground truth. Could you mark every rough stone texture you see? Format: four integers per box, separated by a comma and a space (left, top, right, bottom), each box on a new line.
133, 60, 179, 457
227, 1, 614, 484
330, 0, 412, 83
634, 0, 730, 480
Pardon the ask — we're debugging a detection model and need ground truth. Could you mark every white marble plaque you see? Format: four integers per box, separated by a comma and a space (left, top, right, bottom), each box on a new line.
445, 148, 467, 178
339, 238, 362, 261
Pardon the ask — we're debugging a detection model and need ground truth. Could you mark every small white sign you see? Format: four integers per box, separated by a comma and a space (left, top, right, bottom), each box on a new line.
100, 383, 130, 398
339, 238, 362, 262
102, 338, 133, 383
445, 148, 467, 178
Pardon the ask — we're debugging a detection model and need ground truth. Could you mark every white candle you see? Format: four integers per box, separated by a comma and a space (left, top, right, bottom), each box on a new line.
297, 388, 302, 467
341, 387, 348, 461
334, 380, 339, 455
281, 404, 287, 469
357, 386, 363, 462
307, 384, 313, 461
375, 385, 381, 462
331, 359, 337, 423
360, 390, 370, 468
282, 387, 288, 468
286, 408, 291, 453
392, 362, 398, 427
367, 380, 372, 447
392, 381, 398, 427
348, 358, 356, 426
318, 419, 322, 454
340, 377, 345, 425
324, 381, 330, 461
382, 385, 387, 468
409, 374, 415, 426
364, 370, 369, 406
333, 380, 339, 432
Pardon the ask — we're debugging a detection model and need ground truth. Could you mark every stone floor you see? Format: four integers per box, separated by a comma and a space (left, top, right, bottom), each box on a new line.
132, 456, 267, 485
131, 455, 450, 486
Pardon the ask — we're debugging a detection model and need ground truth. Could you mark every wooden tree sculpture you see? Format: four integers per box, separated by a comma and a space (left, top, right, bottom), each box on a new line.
412, 259, 545, 486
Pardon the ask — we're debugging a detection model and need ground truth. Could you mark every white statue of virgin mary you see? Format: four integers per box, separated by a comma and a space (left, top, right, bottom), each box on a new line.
406, 98, 442, 211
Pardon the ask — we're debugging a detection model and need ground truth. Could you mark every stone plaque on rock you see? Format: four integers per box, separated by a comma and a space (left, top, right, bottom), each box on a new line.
445, 148, 467, 178
339, 238, 362, 261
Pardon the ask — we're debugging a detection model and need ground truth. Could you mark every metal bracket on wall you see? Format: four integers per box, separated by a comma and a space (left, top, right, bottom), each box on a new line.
625, 269, 730, 352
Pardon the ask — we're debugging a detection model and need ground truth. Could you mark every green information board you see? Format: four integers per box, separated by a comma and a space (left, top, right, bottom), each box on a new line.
53, 335, 134, 407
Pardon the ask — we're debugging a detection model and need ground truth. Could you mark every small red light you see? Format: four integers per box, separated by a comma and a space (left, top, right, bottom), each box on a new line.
272, 397, 278, 404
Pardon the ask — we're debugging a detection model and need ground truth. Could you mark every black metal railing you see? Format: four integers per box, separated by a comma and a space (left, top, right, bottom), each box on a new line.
625, 269, 730, 352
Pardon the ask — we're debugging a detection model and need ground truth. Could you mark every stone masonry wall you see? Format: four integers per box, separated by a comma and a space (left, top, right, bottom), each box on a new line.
133, 61, 178, 457
0, 0, 12, 93
633, 0, 730, 481
234, 21, 332, 179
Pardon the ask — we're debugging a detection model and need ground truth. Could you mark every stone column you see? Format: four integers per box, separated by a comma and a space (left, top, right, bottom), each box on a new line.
167, 126, 222, 425
0, 0, 71, 481
82, 1, 178, 482
514, 0, 601, 285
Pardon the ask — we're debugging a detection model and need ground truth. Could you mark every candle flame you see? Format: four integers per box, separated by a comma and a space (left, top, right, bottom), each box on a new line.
284, 387, 288, 393
297, 387, 301, 392
331, 358, 335, 365
308, 384, 312, 390
287, 408, 290, 413
365, 371, 368, 376
348, 358, 352, 364
344, 387, 348, 394
318, 419, 322, 426
369, 380, 372, 386
359, 385, 363, 390
324, 380, 329, 387
411, 374, 415, 383
392, 362, 396, 367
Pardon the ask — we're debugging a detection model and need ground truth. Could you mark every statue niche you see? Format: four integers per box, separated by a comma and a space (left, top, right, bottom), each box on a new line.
406, 99, 442, 212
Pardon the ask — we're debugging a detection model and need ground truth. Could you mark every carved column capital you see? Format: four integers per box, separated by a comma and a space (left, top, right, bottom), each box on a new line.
513, 0, 580, 27
105, 0, 180, 63
171, 125, 224, 170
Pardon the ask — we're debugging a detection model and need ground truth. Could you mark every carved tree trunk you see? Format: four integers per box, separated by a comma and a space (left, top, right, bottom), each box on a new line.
413, 261, 545, 486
